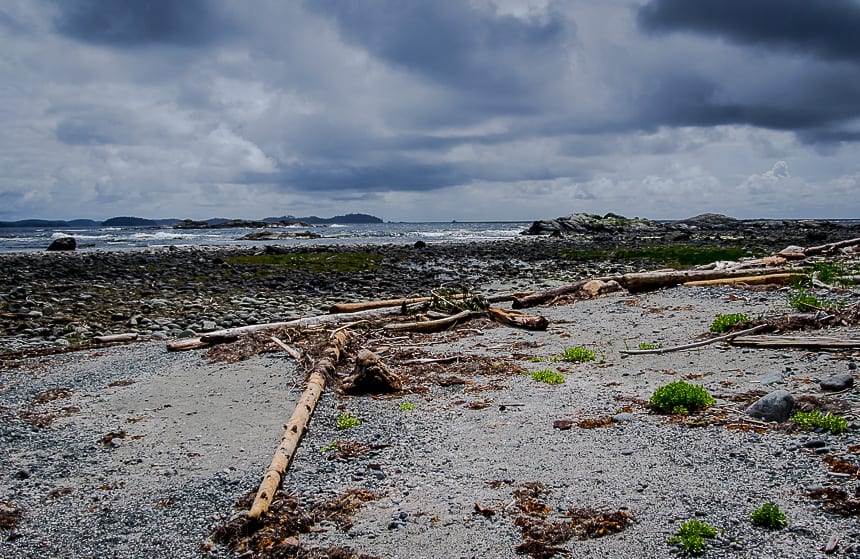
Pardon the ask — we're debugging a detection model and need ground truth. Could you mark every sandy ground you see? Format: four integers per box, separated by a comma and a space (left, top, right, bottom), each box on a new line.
1, 285, 859, 558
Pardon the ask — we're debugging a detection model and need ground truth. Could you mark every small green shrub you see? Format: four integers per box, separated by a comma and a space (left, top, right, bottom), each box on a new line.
561, 346, 596, 363
398, 402, 416, 411
530, 356, 544, 363
791, 410, 848, 434
812, 261, 847, 285
336, 413, 361, 430
709, 313, 750, 333
638, 342, 663, 350
531, 370, 565, 384
668, 520, 717, 555
750, 503, 787, 529
650, 381, 715, 415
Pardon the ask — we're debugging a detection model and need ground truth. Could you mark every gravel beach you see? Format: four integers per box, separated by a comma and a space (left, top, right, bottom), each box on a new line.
2, 279, 859, 558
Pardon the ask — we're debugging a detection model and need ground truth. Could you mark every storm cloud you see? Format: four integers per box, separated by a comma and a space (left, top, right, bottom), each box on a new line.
0, 1, 858, 221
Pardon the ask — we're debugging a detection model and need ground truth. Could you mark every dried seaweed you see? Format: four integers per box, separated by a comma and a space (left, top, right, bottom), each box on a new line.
822, 455, 860, 477
0, 502, 22, 531
808, 487, 860, 516
32, 387, 73, 405
210, 489, 381, 559
563, 507, 635, 539
576, 416, 614, 429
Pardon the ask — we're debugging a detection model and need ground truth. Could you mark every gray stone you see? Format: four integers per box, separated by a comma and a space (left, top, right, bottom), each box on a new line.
820, 373, 854, 392
746, 389, 795, 422
612, 412, 635, 423
47, 236, 76, 251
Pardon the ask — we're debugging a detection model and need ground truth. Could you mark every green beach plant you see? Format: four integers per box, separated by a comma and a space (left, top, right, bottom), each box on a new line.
398, 402, 416, 412
638, 342, 663, 350
561, 346, 597, 363
791, 410, 848, 434
650, 381, 715, 415
667, 519, 717, 555
709, 313, 750, 333
750, 503, 787, 529
531, 369, 565, 384
336, 413, 361, 430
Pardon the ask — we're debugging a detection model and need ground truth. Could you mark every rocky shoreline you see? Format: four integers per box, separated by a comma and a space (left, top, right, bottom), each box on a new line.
2, 218, 860, 356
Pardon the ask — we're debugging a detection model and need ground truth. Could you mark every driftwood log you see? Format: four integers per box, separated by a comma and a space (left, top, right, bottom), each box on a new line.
804, 237, 860, 256
618, 267, 805, 293
248, 329, 349, 520
328, 292, 521, 314
342, 349, 402, 393
383, 310, 473, 333
618, 325, 768, 355
93, 333, 138, 344
166, 307, 399, 351
682, 273, 806, 287
729, 335, 860, 349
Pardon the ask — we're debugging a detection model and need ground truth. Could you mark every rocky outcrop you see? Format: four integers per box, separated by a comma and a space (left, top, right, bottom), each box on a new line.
46, 237, 76, 251
238, 230, 321, 240
173, 219, 210, 229
523, 213, 661, 237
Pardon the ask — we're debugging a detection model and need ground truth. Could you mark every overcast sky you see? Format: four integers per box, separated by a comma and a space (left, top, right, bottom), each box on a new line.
2, 0, 859, 222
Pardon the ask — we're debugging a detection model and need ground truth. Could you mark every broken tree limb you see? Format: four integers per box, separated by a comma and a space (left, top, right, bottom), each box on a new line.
248, 329, 349, 520
729, 335, 860, 349
487, 307, 549, 330
619, 324, 769, 355
383, 309, 474, 333
682, 273, 806, 287
342, 349, 402, 393
166, 307, 399, 351
511, 279, 621, 309
804, 237, 860, 256
270, 336, 302, 361
328, 292, 519, 314
619, 267, 806, 293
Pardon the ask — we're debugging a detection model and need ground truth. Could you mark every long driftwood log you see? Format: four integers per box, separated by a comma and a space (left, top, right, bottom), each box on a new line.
682, 273, 806, 287
804, 237, 860, 256
511, 279, 623, 309
729, 335, 860, 349
328, 292, 521, 314
619, 325, 768, 355
383, 310, 473, 333
166, 307, 399, 351
248, 329, 349, 520
618, 267, 805, 293
487, 307, 549, 330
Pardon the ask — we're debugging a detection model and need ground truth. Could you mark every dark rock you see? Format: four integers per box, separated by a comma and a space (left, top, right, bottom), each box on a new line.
676, 213, 738, 229
820, 373, 854, 392
523, 213, 660, 236
173, 219, 210, 229
238, 230, 320, 240
746, 390, 795, 422
47, 237, 76, 251
413, 240, 427, 249
803, 438, 827, 449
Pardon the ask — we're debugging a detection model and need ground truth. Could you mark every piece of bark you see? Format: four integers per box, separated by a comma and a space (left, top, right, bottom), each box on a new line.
729, 335, 860, 349
619, 267, 803, 293
487, 307, 549, 330
342, 349, 402, 394
619, 324, 768, 355
248, 330, 349, 520
682, 273, 806, 287
383, 310, 474, 333
825, 534, 839, 554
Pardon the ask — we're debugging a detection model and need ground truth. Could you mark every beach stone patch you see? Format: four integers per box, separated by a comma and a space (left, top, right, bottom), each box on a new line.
820, 373, 854, 392
746, 389, 795, 422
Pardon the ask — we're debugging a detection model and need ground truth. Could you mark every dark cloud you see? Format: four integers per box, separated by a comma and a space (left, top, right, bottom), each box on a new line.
51, 0, 232, 47
638, 0, 860, 63
306, 0, 566, 114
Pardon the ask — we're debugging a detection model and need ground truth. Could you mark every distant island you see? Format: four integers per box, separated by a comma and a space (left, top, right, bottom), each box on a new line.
0, 213, 383, 228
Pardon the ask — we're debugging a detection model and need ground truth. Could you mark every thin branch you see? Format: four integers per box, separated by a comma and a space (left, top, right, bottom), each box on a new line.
619, 324, 769, 355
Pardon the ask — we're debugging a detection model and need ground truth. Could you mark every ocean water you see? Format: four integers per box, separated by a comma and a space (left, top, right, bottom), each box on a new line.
0, 222, 532, 254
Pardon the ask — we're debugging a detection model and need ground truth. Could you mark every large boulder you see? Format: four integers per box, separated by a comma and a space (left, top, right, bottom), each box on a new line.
523, 213, 660, 236
676, 213, 738, 229
746, 389, 795, 422
46, 237, 76, 251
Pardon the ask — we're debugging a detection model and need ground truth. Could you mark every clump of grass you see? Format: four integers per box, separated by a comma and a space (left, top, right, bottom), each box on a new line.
791, 410, 849, 434
649, 381, 715, 415
789, 288, 844, 311
638, 342, 663, 350
668, 519, 717, 555
709, 313, 750, 333
531, 370, 565, 384
336, 413, 361, 430
812, 261, 848, 285
750, 503, 787, 529
398, 402, 416, 412
561, 346, 596, 363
